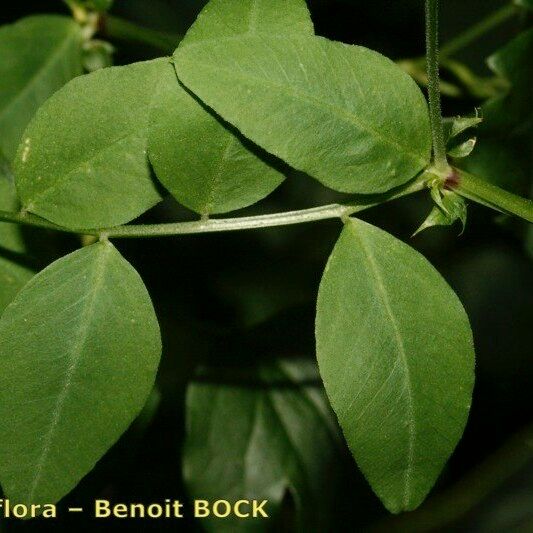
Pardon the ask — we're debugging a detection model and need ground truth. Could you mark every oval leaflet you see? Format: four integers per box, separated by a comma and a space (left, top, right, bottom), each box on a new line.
0, 242, 161, 507
316, 218, 475, 512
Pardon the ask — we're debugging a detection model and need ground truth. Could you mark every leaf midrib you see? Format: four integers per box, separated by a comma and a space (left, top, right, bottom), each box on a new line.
350, 223, 416, 508
25, 244, 110, 504
202, 133, 236, 214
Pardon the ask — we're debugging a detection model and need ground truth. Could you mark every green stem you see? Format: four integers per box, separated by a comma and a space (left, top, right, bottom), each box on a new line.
101, 15, 182, 53
425, 0, 449, 173
0, 180, 425, 239
441, 4, 518, 59
455, 168, 533, 222
1, 172, 530, 238
104, 204, 354, 238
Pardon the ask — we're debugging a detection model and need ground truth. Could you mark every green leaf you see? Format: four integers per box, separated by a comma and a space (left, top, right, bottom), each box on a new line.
0, 242, 161, 506
0, 16, 83, 161
184, 359, 342, 531
14, 59, 166, 230
483, 29, 533, 137
183, 0, 314, 39
316, 218, 475, 512
149, 67, 285, 215
0, 176, 34, 313
149, 0, 314, 215
174, 30, 431, 194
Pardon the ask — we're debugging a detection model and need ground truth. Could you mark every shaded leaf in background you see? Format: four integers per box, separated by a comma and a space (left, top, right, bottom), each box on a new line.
184, 359, 342, 531
316, 218, 475, 512
0, 242, 161, 506
461, 138, 529, 196
515, 0, 533, 10
149, 0, 317, 215
14, 59, 166, 229
0, 16, 83, 161
175, 18, 431, 194
0, 166, 33, 312
482, 28, 533, 137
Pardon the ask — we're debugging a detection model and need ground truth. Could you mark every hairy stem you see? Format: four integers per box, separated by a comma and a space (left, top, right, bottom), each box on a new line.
0, 180, 425, 239
441, 4, 518, 59
425, 0, 449, 173
101, 15, 182, 53
454, 168, 533, 222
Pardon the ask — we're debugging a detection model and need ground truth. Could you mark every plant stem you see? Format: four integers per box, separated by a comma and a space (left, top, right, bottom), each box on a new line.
441, 4, 518, 59
104, 204, 354, 238
425, 0, 449, 174
1, 172, 530, 238
455, 168, 533, 222
0, 180, 425, 239
101, 15, 182, 53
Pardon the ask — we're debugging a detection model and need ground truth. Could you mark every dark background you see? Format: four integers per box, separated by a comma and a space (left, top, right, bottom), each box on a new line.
1, 1, 532, 531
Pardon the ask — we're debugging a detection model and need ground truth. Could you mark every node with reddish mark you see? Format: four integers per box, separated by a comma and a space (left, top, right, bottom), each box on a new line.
444, 170, 460, 190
